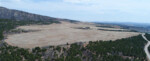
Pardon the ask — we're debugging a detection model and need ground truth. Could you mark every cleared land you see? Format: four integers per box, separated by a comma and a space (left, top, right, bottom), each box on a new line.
5, 22, 140, 48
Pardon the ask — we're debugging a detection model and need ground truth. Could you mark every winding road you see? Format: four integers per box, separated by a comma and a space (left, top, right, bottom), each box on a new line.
142, 33, 150, 61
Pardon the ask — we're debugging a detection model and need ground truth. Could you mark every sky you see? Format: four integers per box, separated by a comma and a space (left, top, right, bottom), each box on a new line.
0, 0, 150, 23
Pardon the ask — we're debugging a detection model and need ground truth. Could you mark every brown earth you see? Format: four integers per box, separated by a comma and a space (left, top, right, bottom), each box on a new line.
5, 21, 140, 48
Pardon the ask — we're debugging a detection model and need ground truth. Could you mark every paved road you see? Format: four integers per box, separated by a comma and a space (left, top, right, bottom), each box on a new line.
142, 33, 150, 60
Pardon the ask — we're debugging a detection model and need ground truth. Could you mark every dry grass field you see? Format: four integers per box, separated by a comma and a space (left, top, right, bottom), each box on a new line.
5, 21, 140, 48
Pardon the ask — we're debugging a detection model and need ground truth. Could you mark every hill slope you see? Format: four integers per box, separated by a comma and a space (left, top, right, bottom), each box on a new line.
0, 7, 59, 21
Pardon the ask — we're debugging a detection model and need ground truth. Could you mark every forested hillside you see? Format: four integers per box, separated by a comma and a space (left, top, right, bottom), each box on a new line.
145, 33, 150, 40
145, 33, 150, 53
0, 19, 60, 40
0, 19, 147, 61
0, 7, 57, 21
0, 35, 147, 61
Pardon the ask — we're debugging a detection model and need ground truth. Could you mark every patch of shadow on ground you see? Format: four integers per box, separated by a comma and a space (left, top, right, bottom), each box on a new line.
5, 29, 40, 35
98, 29, 137, 32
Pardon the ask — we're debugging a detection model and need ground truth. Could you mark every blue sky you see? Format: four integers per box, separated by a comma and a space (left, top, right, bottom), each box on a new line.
0, 0, 150, 23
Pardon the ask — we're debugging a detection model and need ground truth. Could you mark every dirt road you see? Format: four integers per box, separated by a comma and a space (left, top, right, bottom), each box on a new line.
142, 33, 150, 61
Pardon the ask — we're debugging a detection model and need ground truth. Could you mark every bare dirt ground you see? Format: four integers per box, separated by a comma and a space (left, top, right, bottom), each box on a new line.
5, 21, 140, 48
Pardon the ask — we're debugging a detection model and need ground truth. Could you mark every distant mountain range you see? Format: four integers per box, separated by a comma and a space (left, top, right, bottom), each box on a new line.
95, 22, 150, 33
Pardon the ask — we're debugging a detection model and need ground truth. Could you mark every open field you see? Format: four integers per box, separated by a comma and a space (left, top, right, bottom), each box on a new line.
5, 22, 140, 48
